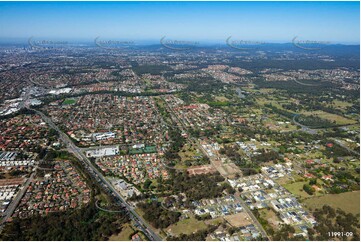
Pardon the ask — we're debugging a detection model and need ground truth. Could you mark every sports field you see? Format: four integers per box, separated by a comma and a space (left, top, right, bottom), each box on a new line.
128, 145, 157, 154
62, 98, 77, 105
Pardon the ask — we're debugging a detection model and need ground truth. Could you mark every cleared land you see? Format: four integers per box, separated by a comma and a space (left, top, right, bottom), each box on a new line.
224, 212, 253, 227
283, 181, 323, 199
303, 191, 360, 215
259, 208, 282, 229
166, 216, 207, 236
187, 165, 217, 175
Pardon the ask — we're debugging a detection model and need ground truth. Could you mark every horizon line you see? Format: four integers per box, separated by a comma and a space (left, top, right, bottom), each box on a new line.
0, 38, 359, 46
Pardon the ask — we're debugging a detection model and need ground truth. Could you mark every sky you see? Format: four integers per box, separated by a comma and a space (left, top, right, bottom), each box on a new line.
0, 1, 359, 44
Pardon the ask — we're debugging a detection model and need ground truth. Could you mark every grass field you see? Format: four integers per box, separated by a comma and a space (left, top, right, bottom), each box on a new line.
347, 124, 360, 131
166, 216, 207, 236
333, 100, 353, 108
205, 217, 223, 226
300, 110, 356, 125
283, 181, 321, 199
303, 191, 360, 215
256, 98, 282, 109
62, 98, 77, 105
259, 208, 282, 229
258, 88, 277, 94
177, 143, 204, 168
214, 95, 230, 102
109, 224, 134, 241
178, 144, 198, 161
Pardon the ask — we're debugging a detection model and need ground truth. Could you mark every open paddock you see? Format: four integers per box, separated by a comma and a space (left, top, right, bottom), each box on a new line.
303, 191, 360, 215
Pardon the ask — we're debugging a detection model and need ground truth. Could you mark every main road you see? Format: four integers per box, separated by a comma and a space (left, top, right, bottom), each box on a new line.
30, 108, 162, 241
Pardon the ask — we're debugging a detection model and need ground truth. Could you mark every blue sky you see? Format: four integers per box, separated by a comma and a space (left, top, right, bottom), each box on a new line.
0, 1, 359, 44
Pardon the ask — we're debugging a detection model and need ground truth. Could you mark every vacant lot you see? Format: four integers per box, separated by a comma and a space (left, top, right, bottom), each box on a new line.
166, 216, 207, 236
187, 165, 217, 175
284, 181, 314, 199
332, 100, 353, 108
283, 181, 321, 199
303, 191, 360, 215
259, 208, 282, 229
178, 143, 202, 165
225, 212, 253, 227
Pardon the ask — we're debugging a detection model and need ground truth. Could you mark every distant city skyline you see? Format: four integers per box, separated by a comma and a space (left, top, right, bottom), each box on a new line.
0, 1, 359, 44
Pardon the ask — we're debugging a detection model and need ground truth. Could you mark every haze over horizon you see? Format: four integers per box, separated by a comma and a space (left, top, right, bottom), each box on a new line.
0, 1, 359, 44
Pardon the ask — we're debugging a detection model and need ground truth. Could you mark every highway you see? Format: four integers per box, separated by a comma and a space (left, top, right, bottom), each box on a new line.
31, 108, 162, 241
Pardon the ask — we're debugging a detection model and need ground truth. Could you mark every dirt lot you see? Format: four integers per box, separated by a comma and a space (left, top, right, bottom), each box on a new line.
224, 212, 253, 227
187, 165, 217, 175
210, 158, 242, 178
